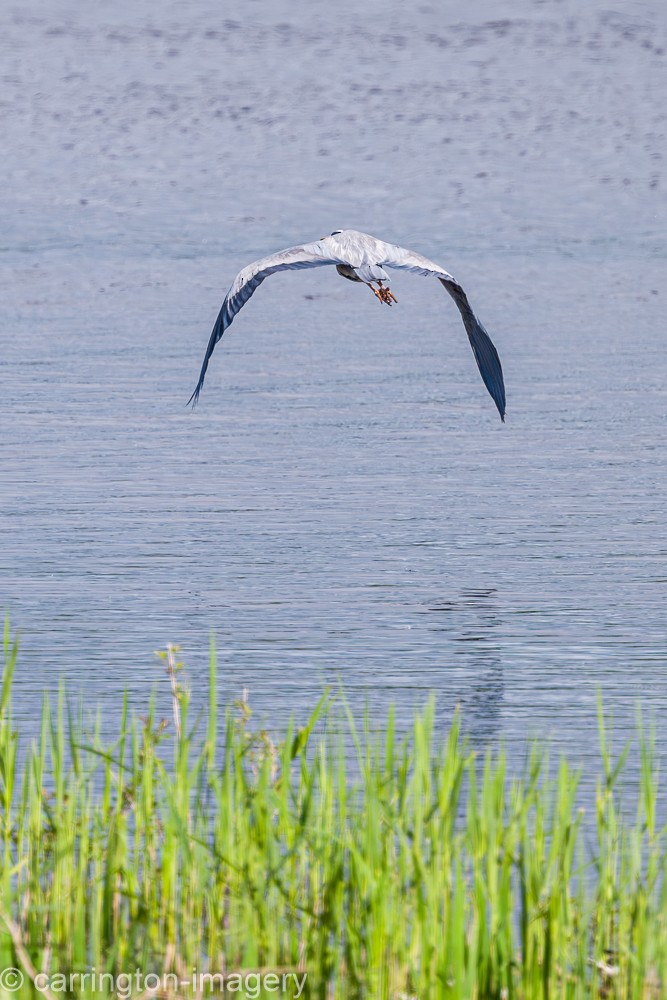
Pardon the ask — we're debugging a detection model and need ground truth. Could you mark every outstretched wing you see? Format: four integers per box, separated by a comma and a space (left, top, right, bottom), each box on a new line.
382, 246, 506, 421
188, 240, 338, 406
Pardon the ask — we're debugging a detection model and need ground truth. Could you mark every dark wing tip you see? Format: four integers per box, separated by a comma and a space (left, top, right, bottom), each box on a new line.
187, 302, 229, 409
187, 362, 209, 407
462, 313, 506, 420
438, 278, 506, 421
471, 323, 506, 421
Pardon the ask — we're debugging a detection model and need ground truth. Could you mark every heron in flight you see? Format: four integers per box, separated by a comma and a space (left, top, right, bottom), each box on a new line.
188, 229, 506, 420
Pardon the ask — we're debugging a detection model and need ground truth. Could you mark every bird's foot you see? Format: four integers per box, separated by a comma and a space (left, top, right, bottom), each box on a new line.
371, 283, 397, 306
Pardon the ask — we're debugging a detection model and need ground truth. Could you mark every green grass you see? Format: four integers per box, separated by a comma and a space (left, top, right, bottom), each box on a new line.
1, 619, 667, 998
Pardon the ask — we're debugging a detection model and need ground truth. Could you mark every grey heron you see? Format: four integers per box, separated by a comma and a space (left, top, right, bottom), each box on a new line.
188, 229, 506, 420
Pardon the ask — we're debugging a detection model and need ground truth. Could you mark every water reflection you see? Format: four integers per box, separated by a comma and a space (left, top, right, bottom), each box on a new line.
421, 589, 504, 748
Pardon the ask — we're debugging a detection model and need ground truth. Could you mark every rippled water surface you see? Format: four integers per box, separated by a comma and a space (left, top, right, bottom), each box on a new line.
1, 0, 666, 777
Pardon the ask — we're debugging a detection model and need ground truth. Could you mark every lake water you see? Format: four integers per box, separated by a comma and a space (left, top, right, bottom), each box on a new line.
1, 0, 666, 784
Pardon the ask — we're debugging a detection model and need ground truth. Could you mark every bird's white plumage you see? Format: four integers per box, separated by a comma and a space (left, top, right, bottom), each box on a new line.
189, 230, 506, 420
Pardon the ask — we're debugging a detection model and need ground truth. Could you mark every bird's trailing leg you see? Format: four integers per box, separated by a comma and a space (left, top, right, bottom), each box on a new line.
368, 281, 397, 306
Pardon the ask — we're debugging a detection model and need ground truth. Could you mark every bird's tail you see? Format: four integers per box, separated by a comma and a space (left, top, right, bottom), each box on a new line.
354, 264, 391, 283
439, 278, 506, 421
